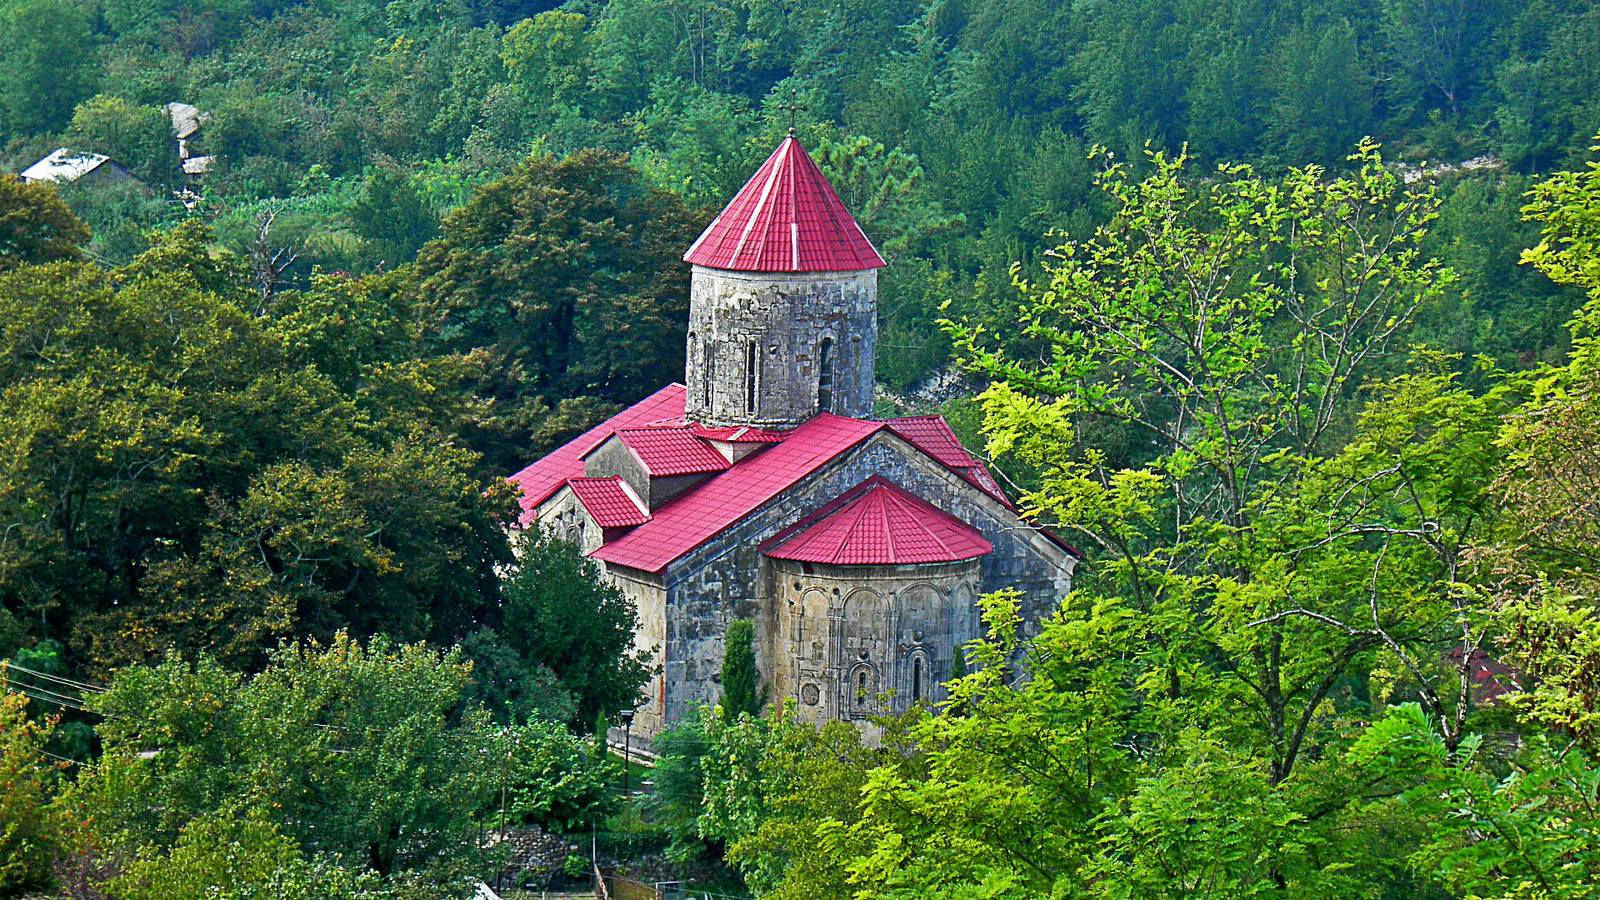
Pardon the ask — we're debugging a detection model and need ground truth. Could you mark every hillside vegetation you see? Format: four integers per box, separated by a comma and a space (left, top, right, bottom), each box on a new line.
3, 1, 1600, 897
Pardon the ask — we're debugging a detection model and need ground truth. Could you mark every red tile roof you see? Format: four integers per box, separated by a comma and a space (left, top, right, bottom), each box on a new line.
508, 389, 1052, 572
682, 137, 886, 273
687, 423, 789, 444
506, 384, 687, 524
886, 416, 1013, 508
567, 477, 650, 527
592, 413, 883, 573
611, 428, 731, 476
761, 476, 992, 565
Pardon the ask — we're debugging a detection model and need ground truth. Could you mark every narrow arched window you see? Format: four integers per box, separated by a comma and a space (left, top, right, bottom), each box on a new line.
856, 670, 869, 705
817, 337, 834, 412
911, 656, 924, 704
744, 341, 759, 414
702, 337, 714, 409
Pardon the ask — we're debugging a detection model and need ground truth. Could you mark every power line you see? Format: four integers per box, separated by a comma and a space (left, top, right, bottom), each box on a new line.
4, 679, 96, 713
1, 660, 106, 693
39, 747, 86, 767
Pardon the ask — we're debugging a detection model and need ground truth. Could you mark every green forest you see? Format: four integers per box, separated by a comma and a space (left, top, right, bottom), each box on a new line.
3, 0, 1600, 897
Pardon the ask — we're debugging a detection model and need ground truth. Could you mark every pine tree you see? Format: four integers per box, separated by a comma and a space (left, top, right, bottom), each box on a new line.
720, 618, 763, 720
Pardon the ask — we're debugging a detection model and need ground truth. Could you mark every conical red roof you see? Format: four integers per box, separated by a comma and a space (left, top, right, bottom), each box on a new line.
760, 476, 992, 566
683, 137, 885, 272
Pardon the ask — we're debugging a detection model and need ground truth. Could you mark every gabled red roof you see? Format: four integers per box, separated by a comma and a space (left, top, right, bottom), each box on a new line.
761, 476, 992, 565
688, 423, 789, 444
506, 384, 687, 524
887, 416, 1013, 508
682, 136, 885, 273
567, 477, 650, 528
509, 389, 1052, 572
592, 413, 883, 573
610, 428, 731, 476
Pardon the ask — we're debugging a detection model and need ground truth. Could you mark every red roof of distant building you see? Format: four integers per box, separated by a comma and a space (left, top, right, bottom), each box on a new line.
682, 137, 886, 273
609, 428, 731, 476
567, 477, 650, 528
506, 384, 687, 524
761, 476, 993, 565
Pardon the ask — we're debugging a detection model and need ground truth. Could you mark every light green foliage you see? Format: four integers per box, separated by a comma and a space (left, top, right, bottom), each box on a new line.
0, 689, 63, 896
103, 810, 397, 900
73, 634, 498, 886
505, 718, 619, 833
1353, 704, 1600, 898
67, 95, 180, 186
0, 175, 88, 271
719, 618, 763, 720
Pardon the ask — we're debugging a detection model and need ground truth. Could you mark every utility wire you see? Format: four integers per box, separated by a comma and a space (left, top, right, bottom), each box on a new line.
4, 679, 95, 713
0, 660, 106, 693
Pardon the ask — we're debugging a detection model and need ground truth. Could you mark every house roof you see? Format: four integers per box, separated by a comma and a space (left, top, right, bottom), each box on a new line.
506, 383, 688, 524
886, 416, 1013, 508
20, 148, 113, 183
761, 476, 992, 565
166, 102, 206, 141
567, 477, 650, 528
591, 413, 884, 572
508, 388, 1045, 573
682, 136, 885, 273
609, 427, 731, 476
687, 423, 788, 444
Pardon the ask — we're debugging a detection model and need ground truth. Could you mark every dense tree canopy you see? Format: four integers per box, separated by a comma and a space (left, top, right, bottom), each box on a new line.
414, 149, 703, 471
0, 225, 515, 676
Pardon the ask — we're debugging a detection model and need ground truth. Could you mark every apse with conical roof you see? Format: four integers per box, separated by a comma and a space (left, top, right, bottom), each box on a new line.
682, 136, 884, 429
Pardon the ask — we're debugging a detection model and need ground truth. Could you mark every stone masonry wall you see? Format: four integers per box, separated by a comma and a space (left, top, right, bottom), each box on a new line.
684, 266, 877, 427
648, 433, 1076, 732
769, 556, 982, 743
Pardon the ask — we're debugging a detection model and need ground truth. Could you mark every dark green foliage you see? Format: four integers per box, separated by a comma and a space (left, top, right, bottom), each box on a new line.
493, 529, 654, 730
719, 618, 763, 721
413, 149, 704, 472
647, 715, 710, 862
0, 224, 515, 676
0, 0, 97, 138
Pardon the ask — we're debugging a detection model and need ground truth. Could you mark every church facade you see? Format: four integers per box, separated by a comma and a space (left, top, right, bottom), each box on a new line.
508, 136, 1076, 741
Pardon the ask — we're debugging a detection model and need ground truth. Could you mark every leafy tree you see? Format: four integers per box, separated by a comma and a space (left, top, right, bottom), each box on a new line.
504, 718, 619, 832
720, 618, 762, 720
0, 0, 98, 137
493, 530, 654, 729
348, 166, 439, 268
71, 634, 500, 886
647, 714, 712, 863
1262, 16, 1373, 163
67, 95, 180, 186
103, 810, 398, 900
0, 689, 63, 896
0, 175, 89, 271
413, 149, 704, 472
0, 225, 513, 675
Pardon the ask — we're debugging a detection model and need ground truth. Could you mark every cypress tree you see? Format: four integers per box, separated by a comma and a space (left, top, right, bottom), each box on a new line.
720, 618, 764, 720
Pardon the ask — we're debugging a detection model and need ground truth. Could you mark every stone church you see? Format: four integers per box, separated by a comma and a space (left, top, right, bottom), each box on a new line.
508, 135, 1077, 741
